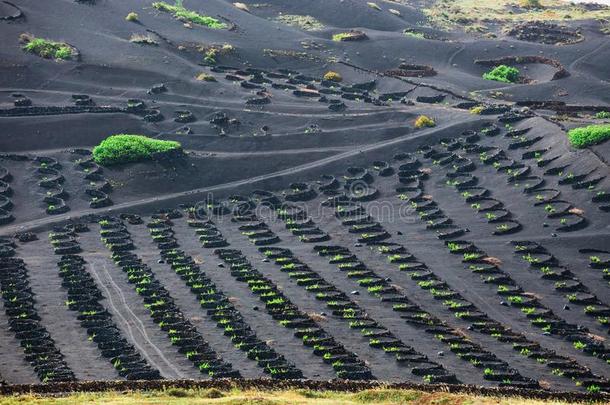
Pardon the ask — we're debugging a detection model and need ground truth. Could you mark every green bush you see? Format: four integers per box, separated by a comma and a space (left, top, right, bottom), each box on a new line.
126, 12, 139, 22
201, 44, 234, 65
482, 65, 520, 83
567, 124, 610, 148
332, 31, 367, 41
152, 1, 226, 29
21, 34, 75, 60
595, 111, 610, 119
93, 135, 182, 166
404, 30, 425, 39
332, 33, 351, 41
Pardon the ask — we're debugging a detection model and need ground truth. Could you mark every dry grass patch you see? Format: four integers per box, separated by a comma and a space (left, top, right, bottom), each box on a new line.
233, 2, 249, 12
0, 388, 598, 404
482, 256, 502, 266
367, 2, 381, 11
196, 72, 217, 82
423, 0, 610, 31
274, 14, 324, 31
129, 33, 158, 45
308, 312, 327, 322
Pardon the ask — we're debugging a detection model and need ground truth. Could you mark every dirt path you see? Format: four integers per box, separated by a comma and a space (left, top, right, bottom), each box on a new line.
0, 117, 476, 236
78, 234, 202, 380
87, 260, 185, 379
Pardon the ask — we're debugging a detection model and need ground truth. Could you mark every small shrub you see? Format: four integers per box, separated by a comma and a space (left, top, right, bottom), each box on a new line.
54, 47, 73, 59
202, 44, 234, 65
152, 1, 226, 29
483, 65, 520, 83
220, 43, 235, 53
332, 31, 367, 41
275, 14, 324, 31
126, 12, 139, 22
93, 134, 182, 166
323, 71, 342, 82
567, 124, 610, 148
587, 384, 601, 393
573, 340, 587, 350
166, 388, 191, 398
233, 2, 249, 12
204, 49, 217, 65
470, 105, 484, 115
196, 72, 216, 82
415, 115, 436, 128
201, 388, 224, 399
20, 34, 75, 60
333, 32, 352, 41
595, 111, 610, 119
129, 33, 158, 45
404, 30, 425, 39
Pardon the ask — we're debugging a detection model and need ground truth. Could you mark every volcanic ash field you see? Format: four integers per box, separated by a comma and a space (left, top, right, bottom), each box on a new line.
0, 0, 609, 395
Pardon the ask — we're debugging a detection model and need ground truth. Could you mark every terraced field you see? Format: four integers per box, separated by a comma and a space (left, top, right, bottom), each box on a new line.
0, 0, 609, 400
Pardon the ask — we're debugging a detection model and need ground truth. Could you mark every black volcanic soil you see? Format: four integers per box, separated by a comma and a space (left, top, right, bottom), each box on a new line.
0, 0, 609, 395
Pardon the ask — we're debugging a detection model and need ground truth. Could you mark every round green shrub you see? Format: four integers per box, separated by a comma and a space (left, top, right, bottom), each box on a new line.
482, 65, 520, 83
125, 12, 139, 22
93, 134, 182, 166
567, 124, 610, 149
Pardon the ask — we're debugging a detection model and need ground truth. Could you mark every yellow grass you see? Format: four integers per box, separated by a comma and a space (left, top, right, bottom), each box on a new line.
0, 388, 598, 405
421, 0, 610, 29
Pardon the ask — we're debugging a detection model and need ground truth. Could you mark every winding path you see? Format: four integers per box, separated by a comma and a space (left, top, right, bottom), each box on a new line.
0, 116, 476, 235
